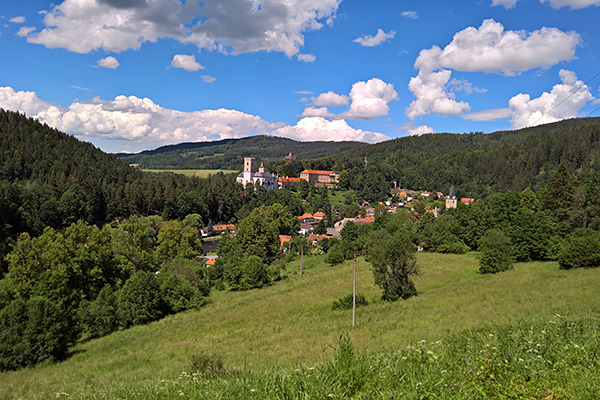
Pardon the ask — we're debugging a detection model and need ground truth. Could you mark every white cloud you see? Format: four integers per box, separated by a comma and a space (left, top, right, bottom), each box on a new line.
0, 86, 386, 152
16, 26, 35, 37
415, 19, 579, 75
25, 0, 341, 58
353, 29, 395, 47
294, 91, 314, 95
406, 69, 471, 119
297, 53, 316, 62
462, 108, 512, 121
340, 78, 398, 120
202, 75, 216, 83
401, 11, 418, 19
406, 125, 434, 136
10, 16, 25, 24
541, 0, 600, 8
407, 19, 580, 120
449, 78, 487, 95
299, 106, 333, 118
508, 69, 594, 128
310, 91, 348, 107
98, 56, 120, 69
304, 78, 398, 121
491, 0, 521, 8
272, 117, 389, 143
170, 54, 203, 72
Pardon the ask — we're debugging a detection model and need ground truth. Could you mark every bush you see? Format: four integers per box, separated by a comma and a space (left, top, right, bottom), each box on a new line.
325, 244, 345, 266
157, 270, 207, 313
558, 229, 600, 269
117, 271, 167, 328
437, 240, 471, 254
478, 229, 514, 274
331, 292, 368, 310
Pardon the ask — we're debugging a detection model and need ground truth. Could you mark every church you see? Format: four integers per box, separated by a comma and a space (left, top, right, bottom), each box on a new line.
236, 157, 278, 191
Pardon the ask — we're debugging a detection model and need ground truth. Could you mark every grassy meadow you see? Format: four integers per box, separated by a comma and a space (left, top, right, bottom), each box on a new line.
141, 169, 237, 178
1, 252, 600, 399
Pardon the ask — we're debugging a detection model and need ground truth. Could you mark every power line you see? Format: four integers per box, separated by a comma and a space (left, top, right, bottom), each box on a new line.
584, 104, 600, 118
532, 70, 600, 126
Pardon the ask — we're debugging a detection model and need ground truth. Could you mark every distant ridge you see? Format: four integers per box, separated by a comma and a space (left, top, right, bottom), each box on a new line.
116, 135, 367, 170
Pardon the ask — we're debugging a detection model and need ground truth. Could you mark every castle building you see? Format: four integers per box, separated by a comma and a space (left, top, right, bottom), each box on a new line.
236, 157, 278, 190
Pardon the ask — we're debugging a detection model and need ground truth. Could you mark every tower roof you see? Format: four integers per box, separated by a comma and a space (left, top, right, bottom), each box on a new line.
449, 185, 456, 198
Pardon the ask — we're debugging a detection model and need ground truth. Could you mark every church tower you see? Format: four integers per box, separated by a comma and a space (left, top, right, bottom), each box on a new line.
446, 185, 457, 209
243, 157, 255, 182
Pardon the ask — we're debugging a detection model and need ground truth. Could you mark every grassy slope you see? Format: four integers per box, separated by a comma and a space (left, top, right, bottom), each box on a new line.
2, 253, 600, 399
141, 169, 238, 178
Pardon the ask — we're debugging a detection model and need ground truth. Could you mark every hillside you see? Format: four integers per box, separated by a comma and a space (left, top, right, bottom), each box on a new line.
1, 252, 599, 399
115, 135, 367, 170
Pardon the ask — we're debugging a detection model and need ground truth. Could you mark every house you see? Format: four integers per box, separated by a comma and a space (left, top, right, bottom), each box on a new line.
279, 235, 292, 247
205, 259, 216, 267
308, 233, 328, 245
461, 198, 475, 204
278, 176, 301, 189
212, 224, 236, 236
299, 169, 340, 184
236, 157, 278, 191
421, 191, 431, 197
298, 213, 314, 224
313, 211, 326, 221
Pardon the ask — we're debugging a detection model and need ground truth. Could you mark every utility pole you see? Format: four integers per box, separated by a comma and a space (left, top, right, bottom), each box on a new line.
300, 241, 304, 276
352, 253, 357, 327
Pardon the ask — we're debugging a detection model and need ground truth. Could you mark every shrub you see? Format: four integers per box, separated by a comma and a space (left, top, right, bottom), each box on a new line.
437, 240, 471, 254
331, 292, 368, 310
117, 271, 167, 328
558, 229, 600, 269
478, 229, 514, 274
325, 244, 345, 266
157, 270, 207, 313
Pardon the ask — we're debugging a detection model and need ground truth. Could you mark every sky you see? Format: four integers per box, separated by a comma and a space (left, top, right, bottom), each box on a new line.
1, 0, 600, 153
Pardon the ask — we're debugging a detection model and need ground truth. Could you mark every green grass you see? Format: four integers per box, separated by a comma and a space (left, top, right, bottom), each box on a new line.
141, 169, 237, 178
2, 252, 600, 399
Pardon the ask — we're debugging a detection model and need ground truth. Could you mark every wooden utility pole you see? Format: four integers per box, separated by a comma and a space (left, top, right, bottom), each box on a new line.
352, 253, 357, 327
300, 241, 304, 276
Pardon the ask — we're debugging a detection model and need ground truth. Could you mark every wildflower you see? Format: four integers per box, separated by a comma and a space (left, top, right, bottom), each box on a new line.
441, 370, 447, 374
250, 389, 256, 393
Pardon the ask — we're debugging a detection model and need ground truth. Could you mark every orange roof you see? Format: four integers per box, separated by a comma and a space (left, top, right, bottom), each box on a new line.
205, 259, 216, 265
308, 234, 327, 242
460, 198, 475, 203
278, 177, 301, 182
213, 224, 236, 231
314, 211, 326, 218
300, 169, 334, 175
279, 235, 292, 246
298, 213, 314, 219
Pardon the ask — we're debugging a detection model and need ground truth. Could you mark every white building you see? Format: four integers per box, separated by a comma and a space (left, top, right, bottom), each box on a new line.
236, 157, 278, 191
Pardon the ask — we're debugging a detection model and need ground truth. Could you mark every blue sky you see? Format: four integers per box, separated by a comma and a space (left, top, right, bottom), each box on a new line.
1, 0, 599, 153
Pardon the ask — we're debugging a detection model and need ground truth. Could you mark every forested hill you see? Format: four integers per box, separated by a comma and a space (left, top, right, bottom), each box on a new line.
0, 109, 248, 271
115, 135, 366, 170
299, 117, 600, 200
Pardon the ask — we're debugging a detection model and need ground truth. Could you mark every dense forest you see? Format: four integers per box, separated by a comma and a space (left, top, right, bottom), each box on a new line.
116, 135, 366, 170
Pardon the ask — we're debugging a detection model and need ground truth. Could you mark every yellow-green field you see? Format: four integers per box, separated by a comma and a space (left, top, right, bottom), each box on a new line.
1, 252, 600, 399
142, 169, 237, 178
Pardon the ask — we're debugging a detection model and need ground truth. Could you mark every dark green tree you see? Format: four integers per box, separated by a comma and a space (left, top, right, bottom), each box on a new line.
478, 229, 514, 274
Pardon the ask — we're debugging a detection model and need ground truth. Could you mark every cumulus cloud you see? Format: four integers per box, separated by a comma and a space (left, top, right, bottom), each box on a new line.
10, 16, 25, 24
272, 117, 389, 142
310, 91, 348, 107
407, 19, 580, 119
0, 86, 386, 152
401, 11, 418, 19
98, 56, 120, 69
16, 26, 35, 37
202, 75, 216, 83
24, 0, 340, 58
449, 79, 487, 95
297, 53, 316, 62
353, 29, 395, 47
170, 54, 203, 71
491, 0, 521, 8
508, 69, 594, 128
299, 106, 333, 118
406, 125, 434, 136
304, 78, 398, 121
541, 0, 600, 8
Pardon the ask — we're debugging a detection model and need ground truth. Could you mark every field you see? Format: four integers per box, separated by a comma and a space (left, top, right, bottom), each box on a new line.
1, 253, 600, 399
141, 169, 238, 178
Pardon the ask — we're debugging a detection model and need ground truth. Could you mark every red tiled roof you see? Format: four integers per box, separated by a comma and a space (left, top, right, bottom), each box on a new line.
278, 177, 301, 182
460, 198, 475, 203
300, 169, 335, 175
205, 259, 216, 265
279, 235, 292, 246
314, 211, 326, 218
213, 224, 236, 231
298, 213, 314, 219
